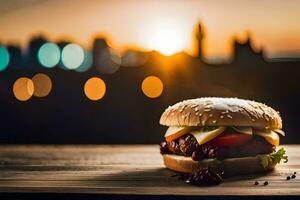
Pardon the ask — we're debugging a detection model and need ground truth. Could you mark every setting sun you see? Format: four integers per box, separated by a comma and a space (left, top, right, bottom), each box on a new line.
150, 29, 184, 56
139, 17, 189, 56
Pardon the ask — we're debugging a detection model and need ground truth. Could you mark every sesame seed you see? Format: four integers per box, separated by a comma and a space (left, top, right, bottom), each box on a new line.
191, 105, 197, 108
209, 114, 213, 117
195, 108, 199, 112
199, 113, 203, 117
212, 120, 217, 124
252, 118, 255, 122
220, 115, 224, 118
204, 109, 211, 112
227, 114, 232, 119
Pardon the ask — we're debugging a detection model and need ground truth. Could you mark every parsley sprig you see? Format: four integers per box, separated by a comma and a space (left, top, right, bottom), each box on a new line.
260, 148, 288, 168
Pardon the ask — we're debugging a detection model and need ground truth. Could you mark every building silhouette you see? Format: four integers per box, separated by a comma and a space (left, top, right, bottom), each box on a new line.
232, 33, 264, 64
25, 36, 48, 69
92, 37, 120, 74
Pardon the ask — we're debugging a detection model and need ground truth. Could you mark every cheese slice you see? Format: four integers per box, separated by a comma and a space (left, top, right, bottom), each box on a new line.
190, 127, 226, 145
164, 125, 283, 146
273, 129, 285, 136
232, 127, 253, 135
254, 130, 280, 146
164, 126, 193, 142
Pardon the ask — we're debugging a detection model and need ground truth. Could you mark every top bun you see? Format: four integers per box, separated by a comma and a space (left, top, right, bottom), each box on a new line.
160, 97, 282, 130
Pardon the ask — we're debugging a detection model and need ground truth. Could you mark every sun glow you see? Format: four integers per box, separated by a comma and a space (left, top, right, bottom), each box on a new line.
141, 18, 188, 56
151, 29, 184, 56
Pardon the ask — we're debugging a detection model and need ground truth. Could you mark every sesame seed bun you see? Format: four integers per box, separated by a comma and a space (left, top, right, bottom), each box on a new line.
163, 154, 275, 177
160, 97, 282, 130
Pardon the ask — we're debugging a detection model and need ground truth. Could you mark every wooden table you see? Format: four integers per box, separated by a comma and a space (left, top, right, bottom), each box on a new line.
0, 145, 299, 196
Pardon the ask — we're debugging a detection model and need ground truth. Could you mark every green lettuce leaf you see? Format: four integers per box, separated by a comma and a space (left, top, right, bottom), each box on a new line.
259, 148, 288, 168
270, 148, 288, 164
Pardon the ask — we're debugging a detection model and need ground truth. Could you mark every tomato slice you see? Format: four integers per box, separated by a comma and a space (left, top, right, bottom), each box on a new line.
208, 131, 252, 147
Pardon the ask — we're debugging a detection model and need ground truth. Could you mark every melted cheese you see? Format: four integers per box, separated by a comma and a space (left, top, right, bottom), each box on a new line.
164, 126, 192, 142
254, 130, 280, 146
164, 125, 282, 146
273, 129, 285, 136
190, 127, 226, 145
232, 127, 253, 135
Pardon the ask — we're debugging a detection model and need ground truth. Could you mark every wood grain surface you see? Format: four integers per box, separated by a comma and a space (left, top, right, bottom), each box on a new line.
0, 145, 299, 195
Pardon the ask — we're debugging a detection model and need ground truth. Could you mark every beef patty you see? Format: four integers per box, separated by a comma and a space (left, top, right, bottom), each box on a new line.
165, 134, 274, 160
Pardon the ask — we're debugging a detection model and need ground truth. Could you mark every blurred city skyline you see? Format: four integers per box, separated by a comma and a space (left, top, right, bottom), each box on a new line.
0, 0, 300, 62
0, 19, 300, 144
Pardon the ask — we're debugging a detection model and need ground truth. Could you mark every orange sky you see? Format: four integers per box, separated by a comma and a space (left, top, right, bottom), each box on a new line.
0, 0, 299, 60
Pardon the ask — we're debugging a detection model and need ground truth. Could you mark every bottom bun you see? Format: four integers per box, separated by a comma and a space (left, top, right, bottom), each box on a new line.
163, 154, 275, 178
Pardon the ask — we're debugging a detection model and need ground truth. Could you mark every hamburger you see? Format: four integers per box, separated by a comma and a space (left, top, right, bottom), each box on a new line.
159, 97, 288, 180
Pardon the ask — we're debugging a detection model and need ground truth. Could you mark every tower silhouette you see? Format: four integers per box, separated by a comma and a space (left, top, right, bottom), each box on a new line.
232, 32, 264, 64
196, 22, 205, 60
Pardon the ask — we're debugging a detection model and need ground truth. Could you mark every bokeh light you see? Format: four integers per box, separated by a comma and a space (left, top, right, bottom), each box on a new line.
61, 43, 84, 69
141, 76, 163, 98
0, 46, 10, 71
38, 43, 60, 68
32, 73, 52, 97
13, 77, 34, 101
75, 50, 93, 72
122, 50, 148, 67
109, 48, 122, 65
84, 77, 106, 101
